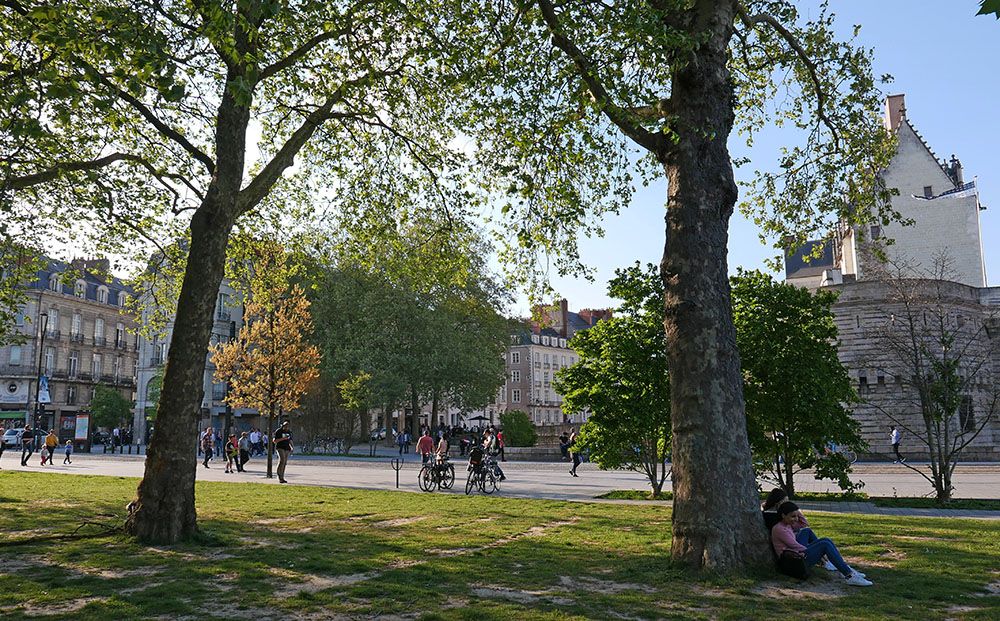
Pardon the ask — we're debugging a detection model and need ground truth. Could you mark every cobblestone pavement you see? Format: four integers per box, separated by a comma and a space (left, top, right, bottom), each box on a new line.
4, 452, 998, 518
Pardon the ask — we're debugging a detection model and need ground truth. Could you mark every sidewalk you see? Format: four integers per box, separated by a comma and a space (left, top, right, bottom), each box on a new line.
585, 498, 1000, 520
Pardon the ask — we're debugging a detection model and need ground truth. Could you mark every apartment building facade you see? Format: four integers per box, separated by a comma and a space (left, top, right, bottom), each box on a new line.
0, 258, 138, 444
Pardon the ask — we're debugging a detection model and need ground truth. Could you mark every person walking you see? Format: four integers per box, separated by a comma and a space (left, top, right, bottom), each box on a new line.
237, 431, 251, 472
496, 427, 506, 462
274, 420, 293, 484
397, 431, 406, 456
20, 423, 34, 466
568, 428, 581, 477
44, 429, 58, 466
224, 433, 238, 473
890, 426, 904, 463
201, 427, 214, 468
63, 440, 73, 465
403, 431, 412, 454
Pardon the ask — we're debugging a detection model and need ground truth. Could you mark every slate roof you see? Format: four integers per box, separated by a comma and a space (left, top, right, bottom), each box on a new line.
784, 240, 835, 279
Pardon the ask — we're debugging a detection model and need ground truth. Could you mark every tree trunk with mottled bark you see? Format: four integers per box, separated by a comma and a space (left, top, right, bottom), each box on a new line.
660, 3, 771, 571
125, 207, 236, 542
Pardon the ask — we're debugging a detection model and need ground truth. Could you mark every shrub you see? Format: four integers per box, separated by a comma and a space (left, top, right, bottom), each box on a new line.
500, 410, 537, 447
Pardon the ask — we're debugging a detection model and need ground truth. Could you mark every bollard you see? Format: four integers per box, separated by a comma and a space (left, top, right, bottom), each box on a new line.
390, 458, 402, 489
128, 444, 132, 455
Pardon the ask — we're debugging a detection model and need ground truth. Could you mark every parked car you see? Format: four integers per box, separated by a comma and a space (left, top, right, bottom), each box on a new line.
370, 428, 387, 441
91, 430, 110, 445
2, 428, 23, 448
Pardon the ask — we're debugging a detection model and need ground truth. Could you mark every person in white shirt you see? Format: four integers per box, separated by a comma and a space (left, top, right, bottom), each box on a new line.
890, 426, 904, 463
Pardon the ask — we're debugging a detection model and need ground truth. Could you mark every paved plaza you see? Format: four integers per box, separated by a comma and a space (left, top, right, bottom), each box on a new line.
4, 451, 998, 515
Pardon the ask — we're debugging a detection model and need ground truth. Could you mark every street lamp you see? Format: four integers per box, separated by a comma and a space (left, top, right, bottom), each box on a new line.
32, 311, 49, 450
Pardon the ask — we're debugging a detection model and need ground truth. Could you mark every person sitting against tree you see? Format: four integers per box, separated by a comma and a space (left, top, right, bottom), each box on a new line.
772, 502, 872, 586
762, 488, 838, 572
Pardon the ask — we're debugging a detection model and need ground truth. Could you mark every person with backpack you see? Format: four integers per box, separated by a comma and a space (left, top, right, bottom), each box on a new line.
772, 502, 872, 586
568, 428, 581, 477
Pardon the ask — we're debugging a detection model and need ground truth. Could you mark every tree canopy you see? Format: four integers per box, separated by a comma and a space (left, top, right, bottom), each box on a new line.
90, 385, 132, 430
555, 263, 671, 496
731, 269, 863, 498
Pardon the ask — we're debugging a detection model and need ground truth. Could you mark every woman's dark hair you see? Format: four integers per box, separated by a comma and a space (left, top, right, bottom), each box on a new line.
763, 488, 788, 511
777, 501, 799, 517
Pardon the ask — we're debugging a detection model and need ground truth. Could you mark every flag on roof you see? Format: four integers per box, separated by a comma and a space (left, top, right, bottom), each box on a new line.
912, 180, 977, 200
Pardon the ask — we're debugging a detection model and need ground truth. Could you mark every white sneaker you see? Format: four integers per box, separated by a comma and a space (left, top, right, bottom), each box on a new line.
823, 560, 838, 571
845, 572, 873, 587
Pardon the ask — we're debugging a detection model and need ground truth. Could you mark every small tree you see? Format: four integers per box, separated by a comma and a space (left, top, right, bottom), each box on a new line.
864, 256, 998, 502
90, 385, 132, 431
336, 371, 374, 455
210, 285, 320, 478
731, 270, 864, 498
499, 410, 537, 448
555, 264, 671, 496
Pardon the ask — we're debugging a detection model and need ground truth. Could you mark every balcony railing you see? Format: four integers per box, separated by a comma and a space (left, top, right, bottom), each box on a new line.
114, 339, 127, 350
150, 355, 164, 366
0, 364, 30, 376
101, 374, 115, 383
217, 310, 231, 321
45, 329, 61, 340
70, 332, 85, 343
93, 336, 107, 347
77, 372, 93, 382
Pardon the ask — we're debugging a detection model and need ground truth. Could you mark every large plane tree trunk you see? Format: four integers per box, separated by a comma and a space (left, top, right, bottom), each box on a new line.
125, 206, 236, 542
660, 3, 770, 571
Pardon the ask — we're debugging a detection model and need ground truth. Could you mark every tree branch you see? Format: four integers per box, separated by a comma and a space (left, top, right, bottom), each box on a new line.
76, 60, 216, 175
535, 0, 664, 154
258, 27, 351, 83
7, 152, 154, 190
735, 3, 839, 146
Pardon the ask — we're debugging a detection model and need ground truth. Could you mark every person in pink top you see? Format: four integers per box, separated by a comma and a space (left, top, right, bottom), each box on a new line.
772, 502, 873, 586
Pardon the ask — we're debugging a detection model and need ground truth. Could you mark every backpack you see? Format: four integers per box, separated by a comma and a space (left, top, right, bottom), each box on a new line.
468, 446, 485, 464
776, 550, 810, 581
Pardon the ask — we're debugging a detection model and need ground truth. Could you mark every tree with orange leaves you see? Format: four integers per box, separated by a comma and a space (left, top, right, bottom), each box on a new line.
210, 283, 320, 478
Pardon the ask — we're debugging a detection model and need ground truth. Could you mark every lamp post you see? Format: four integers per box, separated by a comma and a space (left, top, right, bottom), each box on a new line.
32, 311, 49, 450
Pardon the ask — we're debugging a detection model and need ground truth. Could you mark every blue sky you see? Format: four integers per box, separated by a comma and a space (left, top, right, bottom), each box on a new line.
529, 1, 1000, 313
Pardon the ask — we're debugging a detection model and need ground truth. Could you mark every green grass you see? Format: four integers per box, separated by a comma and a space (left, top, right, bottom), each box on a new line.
1, 472, 998, 620
598, 489, 1000, 511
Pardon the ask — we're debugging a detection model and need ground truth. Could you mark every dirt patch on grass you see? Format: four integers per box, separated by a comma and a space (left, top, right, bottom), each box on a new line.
897, 535, 937, 541
269, 567, 376, 596
558, 575, 656, 595
372, 516, 427, 527
20, 597, 107, 614
471, 585, 574, 606
752, 577, 847, 600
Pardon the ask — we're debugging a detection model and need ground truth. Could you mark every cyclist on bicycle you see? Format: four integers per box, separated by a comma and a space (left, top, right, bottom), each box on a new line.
416, 430, 435, 465
481, 428, 506, 482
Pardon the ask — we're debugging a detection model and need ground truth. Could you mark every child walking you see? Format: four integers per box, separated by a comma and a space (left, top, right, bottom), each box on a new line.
63, 440, 73, 465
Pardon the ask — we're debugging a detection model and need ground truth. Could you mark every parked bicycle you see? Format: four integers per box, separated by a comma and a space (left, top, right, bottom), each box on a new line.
418, 456, 456, 492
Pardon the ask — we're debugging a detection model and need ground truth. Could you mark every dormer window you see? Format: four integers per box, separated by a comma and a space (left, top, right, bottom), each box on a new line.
74, 279, 86, 298
48, 273, 60, 292
97, 286, 109, 304
923, 185, 933, 198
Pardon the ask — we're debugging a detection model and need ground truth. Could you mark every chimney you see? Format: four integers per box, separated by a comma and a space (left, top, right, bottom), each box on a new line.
884, 94, 906, 131
560, 299, 568, 338
947, 154, 964, 186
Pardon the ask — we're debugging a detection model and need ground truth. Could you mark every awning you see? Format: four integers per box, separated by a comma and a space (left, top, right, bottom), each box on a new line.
0, 411, 28, 419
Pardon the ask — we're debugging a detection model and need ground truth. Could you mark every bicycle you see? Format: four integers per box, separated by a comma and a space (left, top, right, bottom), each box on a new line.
823, 443, 858, 465
418, 456, 456, 492
464, 460, 498, 495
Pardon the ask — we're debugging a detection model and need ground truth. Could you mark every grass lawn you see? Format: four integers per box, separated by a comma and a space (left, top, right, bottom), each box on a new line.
597, 490, 1000, 511
1, 472, 998, 620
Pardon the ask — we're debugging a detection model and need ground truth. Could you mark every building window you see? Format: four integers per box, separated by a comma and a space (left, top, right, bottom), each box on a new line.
217, 292, 231, 320
92, 353, 103, 376
47, 308, 59, 335
512, 389, 521, 404
511, 370, 520, 383
113, 356, 122, 381
67, 385, 77, 405
44, 347, 55, 374
923, 185, 933, 198
542, 336, 550, 346
68, 350, 79, 378
959, 397, 975, 433
95, 317, 105, 339
876, 374, 885, 386
48, 273, 60, 291
75, 279, 87, 298
858, 374, 868, 389
71, 313, 82, 338
117, 292, 128, 308
97, 286, 109, 304
10, 345, 22, 365
511, 351, 520, 364
116, 323, 125, 348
